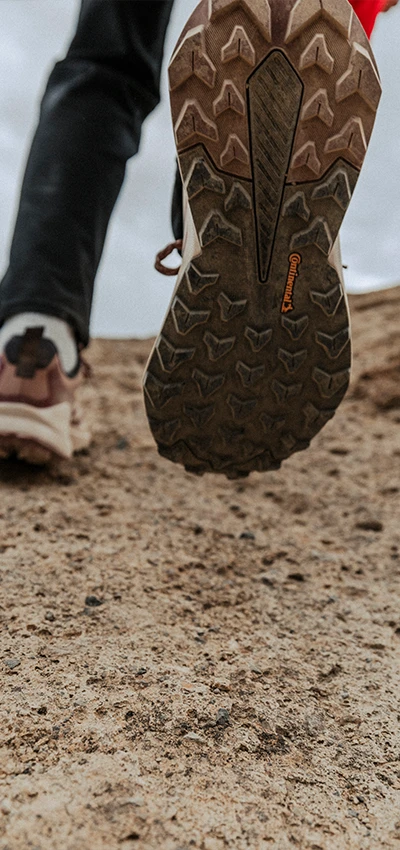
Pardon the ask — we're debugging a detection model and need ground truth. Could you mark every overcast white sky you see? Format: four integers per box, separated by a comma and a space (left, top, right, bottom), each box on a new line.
0, 0, 399, 337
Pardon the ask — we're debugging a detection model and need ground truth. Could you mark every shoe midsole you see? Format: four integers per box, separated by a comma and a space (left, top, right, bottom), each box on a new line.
0, 401, 74, 458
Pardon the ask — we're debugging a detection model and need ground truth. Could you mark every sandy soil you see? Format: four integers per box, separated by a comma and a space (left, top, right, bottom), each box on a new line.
1, 287, 400, 850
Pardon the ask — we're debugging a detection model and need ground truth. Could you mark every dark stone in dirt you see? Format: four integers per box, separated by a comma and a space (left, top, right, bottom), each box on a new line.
287, 572, 305, 582
216, 708, 230, 727
240, 531, 255, 540
355, 519, 384, 532
262, 555, 275, 566
259, 731, 289, 754
37, 706, 47, 715
4, 658, 20, 670
85, 595, 103, 607
259, 573, 276, 587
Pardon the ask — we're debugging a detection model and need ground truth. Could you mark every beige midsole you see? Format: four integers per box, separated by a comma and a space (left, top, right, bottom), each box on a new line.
0, 401, 86, 459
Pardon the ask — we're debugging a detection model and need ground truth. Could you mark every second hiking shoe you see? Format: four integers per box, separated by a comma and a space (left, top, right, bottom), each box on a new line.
144, 0, 381, 478
0, 326, 90, 463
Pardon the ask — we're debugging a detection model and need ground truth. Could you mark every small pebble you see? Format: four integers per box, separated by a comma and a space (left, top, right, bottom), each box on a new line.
45, 612, 55, 622
1, 799, 11, 815
184, 732, 206, 743
85, 595, 103, 607
259, 572, 276, 587
4, 658, 20, 670
216, 708, 230, 727
181, 682, 195, 692
355, 519, 383, 532
211, 679, 231, 693
240, 531, 255, 540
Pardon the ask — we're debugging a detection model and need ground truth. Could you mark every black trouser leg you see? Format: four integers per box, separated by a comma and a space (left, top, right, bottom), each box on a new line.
0, 0, 174, 346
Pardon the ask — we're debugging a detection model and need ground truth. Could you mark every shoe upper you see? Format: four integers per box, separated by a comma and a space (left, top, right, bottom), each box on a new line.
0, 326, 82, 407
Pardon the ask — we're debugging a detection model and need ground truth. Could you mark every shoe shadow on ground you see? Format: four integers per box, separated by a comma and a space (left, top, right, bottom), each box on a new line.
0, 456, 77, 489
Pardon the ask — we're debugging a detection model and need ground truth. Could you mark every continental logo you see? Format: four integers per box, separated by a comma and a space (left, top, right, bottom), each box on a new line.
281, 252, 302, 314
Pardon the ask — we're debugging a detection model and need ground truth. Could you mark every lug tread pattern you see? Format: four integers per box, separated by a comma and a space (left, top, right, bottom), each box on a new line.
312, 167, 352, 210
228, 393, 258, 421
148, 417, 181, 446
225, 183, 252, 212
310, 284, 343, 317
336, 42, 381, 110
291, 142, 322, 177
286, 0, 380, 183
146, 2, 379, 477
281, 315, 309, 341
285, 0, 352, 43
156, 337, 196, 374
220, 134, 250, 168
200, 210, 242, 247
186, 263, 220, 295
213, 80, 245, 117
283, 191, 311, 222
299, 33, 334, 74
291, 216, 333, 256
221, 25, 256, 66
172, 297, 210, 335
278, 348, 308, 374
324, 116, 367, 166
301, 89, 334, 127
315, 327, 350, 359
184, 402, 216, 428
185, 157, 225, 199
175, 100, 218, 146
244, 326, 273, 352
236, 360, 265, 388
313, 366, 350, 398
169, 26, 216, 91
218, 292, 247, 322
203, 330, 236, 361
143, 372, 183, 410
303, 401, 335, 433
272, 380, 303, 403
209, 0, 272, 42
193, 368, 225, 398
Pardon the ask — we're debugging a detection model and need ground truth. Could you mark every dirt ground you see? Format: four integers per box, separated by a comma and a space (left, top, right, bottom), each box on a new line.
1, 287, 400, 850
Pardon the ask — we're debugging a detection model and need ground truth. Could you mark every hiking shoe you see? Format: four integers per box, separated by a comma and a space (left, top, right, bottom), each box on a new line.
144, 0, 381, 478
0, 326, 90, 463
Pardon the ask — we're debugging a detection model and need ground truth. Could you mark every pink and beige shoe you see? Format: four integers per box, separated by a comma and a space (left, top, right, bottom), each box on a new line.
0, 327, 90, 463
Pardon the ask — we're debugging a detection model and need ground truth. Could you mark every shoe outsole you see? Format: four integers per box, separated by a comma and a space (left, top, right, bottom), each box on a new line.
0, 435, 55, 465
144, 0, 381, 478
0, 399, 90, 465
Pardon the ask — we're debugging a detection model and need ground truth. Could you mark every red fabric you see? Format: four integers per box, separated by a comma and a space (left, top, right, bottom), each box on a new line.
349, 0, 385, 37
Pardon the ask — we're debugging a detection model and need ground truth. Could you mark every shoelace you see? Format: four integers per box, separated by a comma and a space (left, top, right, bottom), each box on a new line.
154, 240, 183, 276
